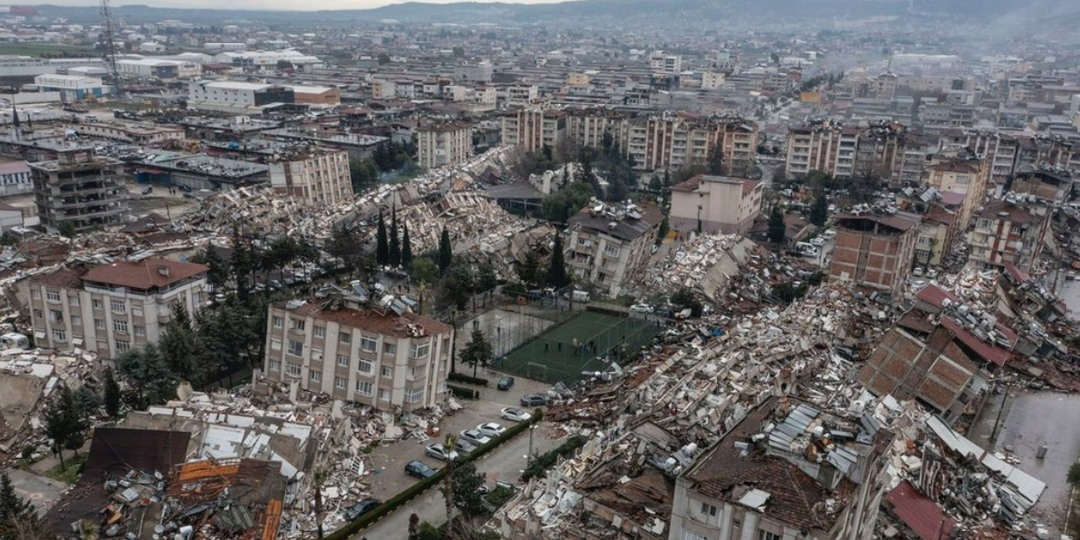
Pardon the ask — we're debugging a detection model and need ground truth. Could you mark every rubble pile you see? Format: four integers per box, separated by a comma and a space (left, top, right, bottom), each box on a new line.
634, 234, 761, 303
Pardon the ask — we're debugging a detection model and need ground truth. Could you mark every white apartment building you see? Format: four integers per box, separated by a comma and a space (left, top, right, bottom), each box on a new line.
670, 175, 763, 234
268, 148, 353, 207
417, 122, 473, 169
262, 294, 453, 412
24, 258, 208, 358
566, 203, 663, 298
0, 160, 32, 197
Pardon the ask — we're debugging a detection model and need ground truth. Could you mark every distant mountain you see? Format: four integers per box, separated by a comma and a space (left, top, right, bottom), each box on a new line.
31, 0, 1060, 26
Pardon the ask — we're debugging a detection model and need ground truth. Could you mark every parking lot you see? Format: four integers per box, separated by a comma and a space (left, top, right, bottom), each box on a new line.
362, 373, 557, 502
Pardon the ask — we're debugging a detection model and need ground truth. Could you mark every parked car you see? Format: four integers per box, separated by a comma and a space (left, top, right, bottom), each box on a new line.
459, 429, 492, 447
476, 422, 506, 438
520, 394, 548, 407
810, 237, 825, 247
425, 443, 459, 462
913, 266, 924, 277
405, 460, 437, 479
454, 439, 478, 455
500, 407, 532, 423
821, 229, 836, 239
497, 376, 515, 391
343, 499, 381, 521
630, 303, 653, 314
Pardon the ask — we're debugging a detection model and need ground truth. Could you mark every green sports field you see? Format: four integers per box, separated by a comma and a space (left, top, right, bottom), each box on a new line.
496, 310, 661, 385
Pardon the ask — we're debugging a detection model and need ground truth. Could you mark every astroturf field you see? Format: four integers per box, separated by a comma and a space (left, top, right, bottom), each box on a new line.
495, 310, 660, 385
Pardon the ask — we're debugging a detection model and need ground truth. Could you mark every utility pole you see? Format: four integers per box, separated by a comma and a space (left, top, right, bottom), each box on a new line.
991, 384, 1010, 443
527, 424, 535, 467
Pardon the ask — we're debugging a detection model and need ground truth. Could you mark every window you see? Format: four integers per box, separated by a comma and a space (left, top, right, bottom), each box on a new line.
50, 309, 63, 323
337, 354, 349, 368
52, 329, 66, 342
69, 296, 80, 307
378, 389, 390, 401
314, 326, 326, 338
33, 309, 42, 320
357, 359, 373, 374
134, 326, 145, 337
31, 290, 40, 300
758, 531, 781, 540
291, 319, 306, 331
286, 362, 302, 377
92, 299, 103, 309
268, 360, 281, 371
271, 338, 282, 351
701, 502, 717, 517
381, 366, 393, 378
412, 343, 430, 359
272, 316, 283, 328
334, 376, 347, 389
681, 531, 708, 540
114, 320, 128, 334
310, 370, 321, 382
94, 319, 105, 330
976, 218, 991, 229
405, 388, 424, 403
115, 340, 130, 352
287, 340, 304, 356
360, 336, 377, 353
339, 331, 351, 344
110, 300, 126, 313
132, 306, 143, 317
603, 244, 621, 257
383, 343, 397, 355
355, 380, 373, 396
46, 290, 60, 302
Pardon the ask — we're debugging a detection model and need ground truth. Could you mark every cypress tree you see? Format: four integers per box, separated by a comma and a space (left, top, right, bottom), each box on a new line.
438, 228, 453, 274
376, 209, 389, 266
546, 234, 571, 288
401, 221, 413, 268
389, 206, 400, 267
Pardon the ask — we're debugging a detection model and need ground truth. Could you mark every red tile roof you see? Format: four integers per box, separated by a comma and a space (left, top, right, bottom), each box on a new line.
940, 317, 1010, 367
886, 480, 955, 540
916, 284, 961, 309
82, 258, 207, 290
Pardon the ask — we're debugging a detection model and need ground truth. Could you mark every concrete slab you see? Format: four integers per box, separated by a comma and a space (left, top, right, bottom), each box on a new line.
6, 468, 68, 516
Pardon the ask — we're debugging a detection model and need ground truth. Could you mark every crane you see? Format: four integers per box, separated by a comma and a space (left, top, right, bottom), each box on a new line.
99, 0, 123, 98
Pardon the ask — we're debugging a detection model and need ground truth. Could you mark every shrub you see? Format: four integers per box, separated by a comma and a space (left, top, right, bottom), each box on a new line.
448, 372, 489, 386
447, 384, 479, 400
521, 435, 585, 481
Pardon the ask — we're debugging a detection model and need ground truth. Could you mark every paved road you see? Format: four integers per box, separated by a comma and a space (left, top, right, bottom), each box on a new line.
351, 421, 560, 540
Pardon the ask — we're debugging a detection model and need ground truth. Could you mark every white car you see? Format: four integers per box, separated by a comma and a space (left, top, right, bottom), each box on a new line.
500, 407, 532, 423
630, 303, 653, 314
810, 237, 825, 247
821, 229, 836, 239
476, 422, 506, 438
459, 429, 491, 447
425, 443, 459, 462
913, 267, 924, 277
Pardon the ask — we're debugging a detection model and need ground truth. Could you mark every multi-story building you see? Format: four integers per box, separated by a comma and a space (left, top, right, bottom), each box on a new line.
0, 159, 32, 197
31, 147, 128, 233
267, 147, 353, 207
669, 175, 762, 234
500, 108, 566, 153
566, 202, 662, 298
649, 54, 681, 75
829, 213, 920, 293
117, 58, 202, 80
968, 199, 1050, 272
502, 84, 539, 107
669, 397, 892, 540
70, 122, 185, 145
925, 152, 989, 230
1010, 166, 1074, 205
785, 120, 858, 179
34, 74, 109, 101
23, 258, 208, 358
262, 290, 453, 412
417, 122, 473, 170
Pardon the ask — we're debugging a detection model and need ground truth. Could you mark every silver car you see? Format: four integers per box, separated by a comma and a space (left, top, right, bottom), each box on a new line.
425, 443, 459, 462
459, 429, 492, 447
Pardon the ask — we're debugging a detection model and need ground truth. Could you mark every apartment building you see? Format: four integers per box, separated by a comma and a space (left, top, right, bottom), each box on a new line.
31, 147, 128, 233
262, 292, 453, 412
649, 54, 681, 75
1010, 166, 1074, 205
829, 213, 920, 294
23, 258, 208, 359
785, 120, 858, 179
669, 175, 762, 234
0, 159, 32, 197
669, 397, 891, 540
71, 122, 185, 145
564, 108, 630, 150
925, 152, 989, 230
500, 108, 566, 153
417, 122, 473, 170
968, 199, 1050, 272
502, 84, 539, 107
267, 147, 353, 207
566, 203, 662, 298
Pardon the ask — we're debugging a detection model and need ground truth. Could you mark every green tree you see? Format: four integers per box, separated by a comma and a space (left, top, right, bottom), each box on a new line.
203, 246, 230, 293
230, 227, 254, 306
656, 215, 669, 246
767, 205, 787, 248
545, 234, 571, 289
401, 221, 413, 268
57, 220, 76, 238
73, 386, 101, 416
349, 158, 379, 191
104, 368, 121, 418
452, 46, 465, 57
517, 250, 543, 288
1069, 462, 1080, 488
450, 461, 488, 518
117, 343, 175, 409
437, 262, 474, 311
0, 231, 17, 246
376, 210, 389, 266
707, 144, 724, 175
0, 473, 38, 539
376, 52, 391, 65
670, 287, 704, 318
389, 208, 400, 267
43, 385, 87, 468
160, 302, 204, 386
648, 174, 663, 193
438, 228, 453, 274
460, 327, 493, 378
541, 181, 594, 223
326, 223, 368, 279
809, 193, 829, 227
477, 262, 497, 292
411, 257, 438, 284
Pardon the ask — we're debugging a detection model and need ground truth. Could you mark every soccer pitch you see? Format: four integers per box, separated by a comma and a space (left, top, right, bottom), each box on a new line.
496, 310, 661, 385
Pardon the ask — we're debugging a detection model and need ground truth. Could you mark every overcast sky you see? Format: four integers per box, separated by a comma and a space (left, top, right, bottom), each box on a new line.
48, 0, 570, 11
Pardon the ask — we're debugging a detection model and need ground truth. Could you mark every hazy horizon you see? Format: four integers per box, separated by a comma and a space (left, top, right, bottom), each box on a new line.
11, 0, 575, 12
